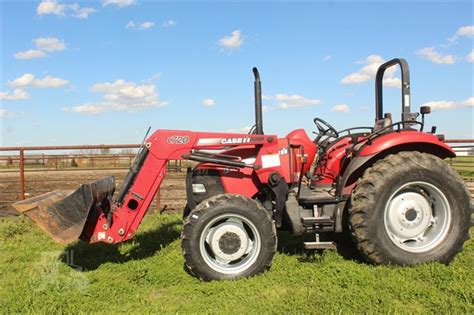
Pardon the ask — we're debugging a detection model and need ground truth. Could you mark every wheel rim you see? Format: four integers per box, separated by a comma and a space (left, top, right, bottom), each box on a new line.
199, 213, 261, 274
383, 181, 451, 253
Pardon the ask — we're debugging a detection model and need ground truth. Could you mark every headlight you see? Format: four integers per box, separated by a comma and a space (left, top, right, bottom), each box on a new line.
192, 183, 206, 194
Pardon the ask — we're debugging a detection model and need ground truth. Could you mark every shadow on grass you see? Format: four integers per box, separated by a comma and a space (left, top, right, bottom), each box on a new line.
62, 219, 182, 271
63, 216, 364, 271
277, 230, 364, 263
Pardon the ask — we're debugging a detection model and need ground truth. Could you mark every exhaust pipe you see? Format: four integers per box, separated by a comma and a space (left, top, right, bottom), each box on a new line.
253, 67, 263, 135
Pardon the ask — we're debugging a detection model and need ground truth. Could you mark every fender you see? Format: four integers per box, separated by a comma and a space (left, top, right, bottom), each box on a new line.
338, 130, 455, 197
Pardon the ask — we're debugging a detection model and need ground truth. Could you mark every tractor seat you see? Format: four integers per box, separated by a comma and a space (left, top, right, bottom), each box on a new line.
373, 113, 393, 133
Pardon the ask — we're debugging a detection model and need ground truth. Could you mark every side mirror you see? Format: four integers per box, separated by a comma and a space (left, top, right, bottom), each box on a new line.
420, 106, 431, 115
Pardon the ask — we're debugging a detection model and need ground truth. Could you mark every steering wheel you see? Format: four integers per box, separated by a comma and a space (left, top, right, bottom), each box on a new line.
313, 117, 339, 142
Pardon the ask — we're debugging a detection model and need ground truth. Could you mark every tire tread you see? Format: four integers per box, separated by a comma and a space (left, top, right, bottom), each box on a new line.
349, 151, 471, 265
181, 194, 277, 280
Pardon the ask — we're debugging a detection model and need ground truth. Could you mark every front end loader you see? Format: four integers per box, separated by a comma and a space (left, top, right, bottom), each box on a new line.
14, 60, 472, 281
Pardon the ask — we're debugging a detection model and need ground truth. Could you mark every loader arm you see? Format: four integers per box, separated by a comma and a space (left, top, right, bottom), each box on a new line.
86, 129, 281, 244
14, 129, 280, 245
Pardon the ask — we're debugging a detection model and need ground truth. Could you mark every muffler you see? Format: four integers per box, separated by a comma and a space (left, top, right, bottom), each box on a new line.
13, 177, 115, 244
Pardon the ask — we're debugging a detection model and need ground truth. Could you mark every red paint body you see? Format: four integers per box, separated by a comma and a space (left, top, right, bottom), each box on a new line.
83, 128, 454, 244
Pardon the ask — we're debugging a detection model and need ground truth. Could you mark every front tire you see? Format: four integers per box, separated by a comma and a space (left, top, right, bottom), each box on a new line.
182, 194, 277, 281
349, 151, 471, 265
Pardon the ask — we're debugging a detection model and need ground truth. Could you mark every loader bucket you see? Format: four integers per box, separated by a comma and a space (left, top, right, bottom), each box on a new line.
13, 177, 115, 244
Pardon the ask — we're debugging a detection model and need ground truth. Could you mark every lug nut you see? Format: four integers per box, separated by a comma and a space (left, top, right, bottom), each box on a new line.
102, 224, 108, 230
107, 236, 114, 243
118, 228, 125, 236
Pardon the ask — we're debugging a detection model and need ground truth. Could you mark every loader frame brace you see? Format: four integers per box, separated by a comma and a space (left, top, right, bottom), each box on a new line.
115, 148, 149, 206
84, 130, 282, 244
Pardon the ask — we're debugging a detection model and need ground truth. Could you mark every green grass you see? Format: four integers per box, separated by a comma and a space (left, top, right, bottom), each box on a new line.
448, 156, 474, 180
0, 213, 473, 314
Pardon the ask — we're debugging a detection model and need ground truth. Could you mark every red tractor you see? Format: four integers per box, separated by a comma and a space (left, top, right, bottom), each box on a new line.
15, 58, 472, 281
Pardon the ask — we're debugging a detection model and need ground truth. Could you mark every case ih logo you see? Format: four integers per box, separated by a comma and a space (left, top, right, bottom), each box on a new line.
197, 137, 262, 146
221, 137, 251, 145
167, 135, 190, 144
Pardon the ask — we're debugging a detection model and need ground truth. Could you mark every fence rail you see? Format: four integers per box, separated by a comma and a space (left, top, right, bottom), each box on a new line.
1, 140, 473, 217
0, 144, 189, 217
445, 140, 474, 181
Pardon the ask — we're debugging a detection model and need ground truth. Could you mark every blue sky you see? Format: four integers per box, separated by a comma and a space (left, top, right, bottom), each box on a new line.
1, 0, 473, 146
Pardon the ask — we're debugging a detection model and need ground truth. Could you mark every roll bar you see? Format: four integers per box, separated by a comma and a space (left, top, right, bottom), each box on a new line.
375, 58, 416, 129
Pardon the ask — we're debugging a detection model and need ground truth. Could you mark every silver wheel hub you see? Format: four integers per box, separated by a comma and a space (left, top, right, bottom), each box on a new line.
200, 214, 260, 274
387, 192, 432, 240
384, 181, 451, 253
207, 221, 251, 262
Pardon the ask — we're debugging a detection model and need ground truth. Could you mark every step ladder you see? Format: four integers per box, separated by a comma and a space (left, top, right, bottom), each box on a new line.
302, 205, 336, 250
303, 233, 336, 250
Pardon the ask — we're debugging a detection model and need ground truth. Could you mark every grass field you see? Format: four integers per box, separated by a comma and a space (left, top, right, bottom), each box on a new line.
1, 213, 472, 313
448, 156, 474, 180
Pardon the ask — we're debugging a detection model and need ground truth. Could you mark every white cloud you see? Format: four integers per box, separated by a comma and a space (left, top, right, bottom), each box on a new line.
421, 97, 474, 110
323, 55, 332, 62
0, 89, 29, 101
37, 0, 66, 16
467, 50, 474, 63
102, 0, 136, 7
163, 19, 176, 28
34, 75, 69, 88
10, 74, 35, 87
126, 21, 155, 30
144, 73, 161, 83
449, 25, 474, 43
34, 37, 66, 52
341, 72, 370, 84
201, 98, 215, 107
15, 37, 66, 60
10, 73, 69, 88
14, 49, 46, 60
37, 1, 95, 19
140, 21, 154, 29
331, 104, 349, 113
383, 77, 402, 88
219, 30, 243, 52
63, 79, 167, 114
455, 25, 474, 37
341, 55, 400, 87
63, 104, 107, 115
70, 4, 96, 19
263, 93, 321, 111
416, 47, 455, 65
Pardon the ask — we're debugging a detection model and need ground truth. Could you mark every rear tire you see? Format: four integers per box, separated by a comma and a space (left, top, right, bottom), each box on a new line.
182, 194, 277, 281
349, 151, 471, 265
